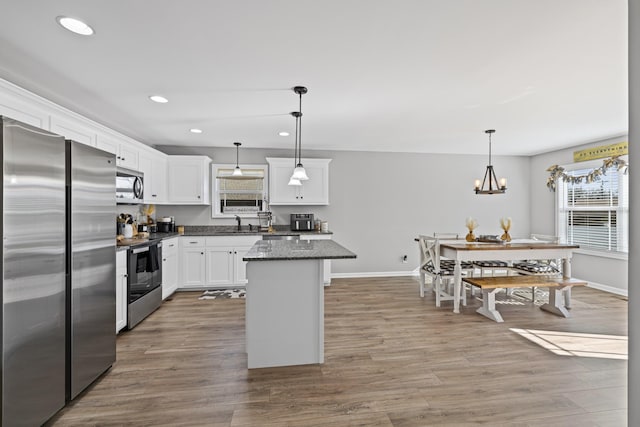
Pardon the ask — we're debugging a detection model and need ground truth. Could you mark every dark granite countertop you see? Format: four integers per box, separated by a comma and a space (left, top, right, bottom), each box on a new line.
181, 225, 332, 237
243, 239, 356, 261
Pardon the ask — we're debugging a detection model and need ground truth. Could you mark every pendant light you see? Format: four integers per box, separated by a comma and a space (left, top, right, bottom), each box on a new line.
290, 86, 309, 181
474, 129, 507, 194
287, 111, 303, 186
232, 142, 243, 176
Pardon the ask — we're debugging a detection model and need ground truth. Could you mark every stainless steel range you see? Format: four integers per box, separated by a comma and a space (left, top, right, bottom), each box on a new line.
127, 240, 162, 329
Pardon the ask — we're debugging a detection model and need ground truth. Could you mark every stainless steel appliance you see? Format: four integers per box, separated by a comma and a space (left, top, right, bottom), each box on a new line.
116, 167, 144, 204
127, 240, 162, 329
67, 140, 117, 401
1, 118, 116, 425
290, 213, 315, 231
157, 216, 175, 232
1, 116, 67, 425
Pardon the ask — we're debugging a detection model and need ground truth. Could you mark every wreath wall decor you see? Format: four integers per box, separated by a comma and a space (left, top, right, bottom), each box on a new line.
546, 155, 628, 191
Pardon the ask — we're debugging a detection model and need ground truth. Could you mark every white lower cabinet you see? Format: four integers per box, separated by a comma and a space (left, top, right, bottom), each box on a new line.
116, 250, 128, 333
179, 235, 260, 289
162, 237, 179, 299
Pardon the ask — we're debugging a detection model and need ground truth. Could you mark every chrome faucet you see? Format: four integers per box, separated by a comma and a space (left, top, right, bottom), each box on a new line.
235, 215, 241, 231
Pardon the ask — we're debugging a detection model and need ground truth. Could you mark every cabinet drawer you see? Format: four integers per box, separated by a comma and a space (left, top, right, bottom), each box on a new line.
163, 237, 179, 254
181, 236, 205, 247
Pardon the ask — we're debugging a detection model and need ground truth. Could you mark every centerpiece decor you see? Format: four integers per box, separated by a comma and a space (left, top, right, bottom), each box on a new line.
499, 217, 512, 242
465, 217, 478, 242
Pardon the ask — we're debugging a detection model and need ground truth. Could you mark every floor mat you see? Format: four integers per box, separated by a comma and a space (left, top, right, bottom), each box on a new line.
199, 289, 246, 299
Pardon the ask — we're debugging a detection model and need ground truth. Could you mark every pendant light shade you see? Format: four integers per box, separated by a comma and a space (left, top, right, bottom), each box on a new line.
288, 176, 302, 186
474, 130, 507, 195
232, 142, 243, 176
289, 86, 309, 184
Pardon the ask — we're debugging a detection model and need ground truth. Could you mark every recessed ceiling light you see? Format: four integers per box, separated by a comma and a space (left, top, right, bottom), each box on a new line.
56, 16, 94, 36
149, 95, 169, 103
190, 128, 203, 134
279, 131, 290, 137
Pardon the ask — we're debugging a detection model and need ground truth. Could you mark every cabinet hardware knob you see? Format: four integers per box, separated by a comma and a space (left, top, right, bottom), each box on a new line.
198, 195, 201, 199
234, 251, 237, 254
122, 157, 125, 161
201, 252, 204, 255
124, 274, 128, 278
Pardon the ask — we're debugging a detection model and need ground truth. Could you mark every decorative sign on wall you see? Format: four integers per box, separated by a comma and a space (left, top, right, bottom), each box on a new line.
573, 141, 628, 162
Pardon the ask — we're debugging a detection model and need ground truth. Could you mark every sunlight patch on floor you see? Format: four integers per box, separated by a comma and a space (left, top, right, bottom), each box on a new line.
510, 328, 627, 360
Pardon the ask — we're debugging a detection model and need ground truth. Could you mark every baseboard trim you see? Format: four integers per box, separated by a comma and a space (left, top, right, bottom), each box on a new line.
576, 277, 628, 297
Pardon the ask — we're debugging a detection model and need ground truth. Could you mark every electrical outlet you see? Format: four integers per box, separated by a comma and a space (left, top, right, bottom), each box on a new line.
402, 255, 408, 263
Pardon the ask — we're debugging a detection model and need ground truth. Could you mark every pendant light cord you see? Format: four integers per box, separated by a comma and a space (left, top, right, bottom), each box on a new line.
488, 132, 492, 166
298, 92, 303, 165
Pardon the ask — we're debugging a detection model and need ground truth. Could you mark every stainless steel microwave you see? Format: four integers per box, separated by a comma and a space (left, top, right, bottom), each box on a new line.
116, 167, 144, 204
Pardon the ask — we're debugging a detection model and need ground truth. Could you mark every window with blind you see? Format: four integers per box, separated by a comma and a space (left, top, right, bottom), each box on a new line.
211, 164, 268, 217
556, 163, 628, 254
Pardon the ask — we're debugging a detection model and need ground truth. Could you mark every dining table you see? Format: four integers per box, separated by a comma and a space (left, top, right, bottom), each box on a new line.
438, 239, 580, 314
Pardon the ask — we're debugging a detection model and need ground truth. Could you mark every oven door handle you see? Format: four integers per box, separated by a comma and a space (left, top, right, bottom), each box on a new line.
132, 246, 150, 254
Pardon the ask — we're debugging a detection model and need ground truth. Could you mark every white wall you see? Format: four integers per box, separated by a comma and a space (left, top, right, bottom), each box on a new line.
529, 136, 628, 294
628, 0, 638, 423
157, 145, 530, 276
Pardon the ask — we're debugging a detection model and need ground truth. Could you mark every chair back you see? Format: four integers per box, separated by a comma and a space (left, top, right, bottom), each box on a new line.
531, 234, 559, 243
433, 232, 459, 240
418, 235, 441, 274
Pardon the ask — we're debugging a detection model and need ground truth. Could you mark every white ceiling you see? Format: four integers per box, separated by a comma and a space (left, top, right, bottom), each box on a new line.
0, 0, 628, 156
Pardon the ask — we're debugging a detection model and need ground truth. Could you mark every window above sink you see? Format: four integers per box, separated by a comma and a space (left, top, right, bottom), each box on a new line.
211, 163, 269, 218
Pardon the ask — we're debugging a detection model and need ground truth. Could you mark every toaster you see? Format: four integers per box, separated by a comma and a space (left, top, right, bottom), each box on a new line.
290, 213, 314, 231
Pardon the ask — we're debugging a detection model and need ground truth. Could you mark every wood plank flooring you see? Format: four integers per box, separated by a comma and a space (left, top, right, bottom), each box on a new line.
47, 277, 628, 426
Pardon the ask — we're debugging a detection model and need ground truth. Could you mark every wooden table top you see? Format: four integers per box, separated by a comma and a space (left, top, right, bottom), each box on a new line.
439, 241, 580, 251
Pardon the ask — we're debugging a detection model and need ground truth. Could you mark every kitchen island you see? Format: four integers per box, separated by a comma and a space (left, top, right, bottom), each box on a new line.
243, 239, 356, 369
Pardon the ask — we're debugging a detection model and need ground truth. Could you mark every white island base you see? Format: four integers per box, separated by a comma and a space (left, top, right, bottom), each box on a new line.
246, 259, 324, 369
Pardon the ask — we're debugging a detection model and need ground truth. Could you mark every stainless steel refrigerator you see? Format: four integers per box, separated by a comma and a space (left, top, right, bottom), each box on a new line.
1, 116, 116, 425
66, 139, 116, 400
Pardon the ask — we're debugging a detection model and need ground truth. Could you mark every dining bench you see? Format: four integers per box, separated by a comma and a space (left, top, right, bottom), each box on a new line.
462, 275, 587, 322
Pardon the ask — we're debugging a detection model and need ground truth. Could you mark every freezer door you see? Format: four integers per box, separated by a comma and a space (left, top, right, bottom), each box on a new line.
2, 117, 67, 425
68, 141, 117, 400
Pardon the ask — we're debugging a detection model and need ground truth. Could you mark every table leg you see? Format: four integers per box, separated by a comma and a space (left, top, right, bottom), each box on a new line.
453, 260, 461, 313
476, 288, 504, 322
562, 257, 572, 308
540, 286, 571, 318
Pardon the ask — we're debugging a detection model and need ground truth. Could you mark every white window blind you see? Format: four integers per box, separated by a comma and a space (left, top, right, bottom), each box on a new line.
211, 164, 269, 217
557, 165, 628, 253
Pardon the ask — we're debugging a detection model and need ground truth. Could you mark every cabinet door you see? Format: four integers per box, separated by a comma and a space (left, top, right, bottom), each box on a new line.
269, 162, 299, 204
205, 247, 234, 287
139, 151, 168, 204
50, 115, 96, 146
168, 157, 210, 204
116, 251, 128, 333
267, 158, 330, 205
118, 143, 139, 171
95, 135, 119, 156
181, 248, 206, 287
233, 245, 253, 284
162, 251, 178, 299
297, 164, 329, 204
162, 237, 179, 298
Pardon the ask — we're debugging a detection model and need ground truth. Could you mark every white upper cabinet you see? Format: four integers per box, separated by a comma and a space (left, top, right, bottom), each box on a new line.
266, 158, 331, 205
50, 115, 97, 146
139, 150, 168, 204
168, 156, 211, 204
96, 134, 139, 171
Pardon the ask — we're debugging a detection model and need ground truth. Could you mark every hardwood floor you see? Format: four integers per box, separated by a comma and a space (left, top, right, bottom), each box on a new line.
48, 277, 628, 426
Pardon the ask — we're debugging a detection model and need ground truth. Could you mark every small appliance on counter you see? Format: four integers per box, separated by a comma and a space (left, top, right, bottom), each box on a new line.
290, 213, 315, 231
258, 212, 273, 231
157, 216, 175, 232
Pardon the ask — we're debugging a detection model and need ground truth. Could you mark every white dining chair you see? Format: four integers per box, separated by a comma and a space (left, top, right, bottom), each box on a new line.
418, 235, 474, 307
510, 234, 561, 301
